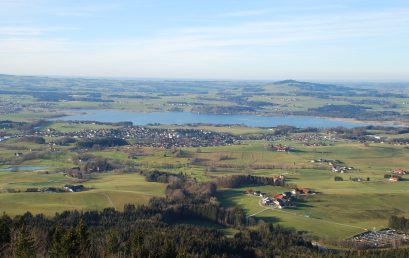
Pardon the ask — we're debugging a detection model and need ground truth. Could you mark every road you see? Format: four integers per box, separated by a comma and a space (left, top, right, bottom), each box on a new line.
101, 192, 116, 210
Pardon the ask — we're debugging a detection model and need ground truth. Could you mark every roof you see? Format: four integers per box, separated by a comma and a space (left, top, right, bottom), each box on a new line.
274, 194, 284, 199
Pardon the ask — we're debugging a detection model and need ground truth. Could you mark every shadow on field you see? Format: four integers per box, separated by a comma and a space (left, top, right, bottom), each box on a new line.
289, 149, 307, 153
291, 199, 314, 210
215, 189, 240, 207
254, 215, 281, 224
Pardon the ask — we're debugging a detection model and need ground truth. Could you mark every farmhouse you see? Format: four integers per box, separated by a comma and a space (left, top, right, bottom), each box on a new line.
274, 193, 285, 200
332, 165, 354, 173
262, 197, 272, 205
351, 177, 364, 182
392, 168, 407, 175
271, 144, 291, 152
273, 199, 284, 209
253, 191, 261, 196
291, 188, 314, 195
64, 184, 85, 192
389, 176, 400, 183
244, 189, 254, 195
310, 158, 332, 163
272, 175, 286, 185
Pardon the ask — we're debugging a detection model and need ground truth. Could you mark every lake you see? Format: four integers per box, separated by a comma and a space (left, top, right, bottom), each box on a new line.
0, 166, 49, 172
51, 109, 383, 128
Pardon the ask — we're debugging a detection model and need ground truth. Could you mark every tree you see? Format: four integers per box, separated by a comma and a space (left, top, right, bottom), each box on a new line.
106, 230, 121, 255
0, 213, 12, 247
75, 218, 90, 256
15, 226, 35, 258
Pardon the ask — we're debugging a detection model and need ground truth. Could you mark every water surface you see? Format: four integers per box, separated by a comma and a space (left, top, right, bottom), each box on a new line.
0, 166, 49, 172
52, 109, 377, 128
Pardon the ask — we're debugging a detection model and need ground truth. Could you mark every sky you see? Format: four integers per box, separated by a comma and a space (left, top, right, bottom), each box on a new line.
0, 0, 409, 81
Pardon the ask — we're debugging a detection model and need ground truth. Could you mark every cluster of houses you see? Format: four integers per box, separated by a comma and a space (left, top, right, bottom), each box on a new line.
310, 158, 331, 163
388, 176, 401, 183
261, 133, 336, 144
331, 165, 354, 173
392, 168, 407, 175
0, 100, 49, 115
245, 187, 315, 209
25, 185, 85, 193
0, 135, 14, 142
351, 229, 409, 248
350, 177, 368, 182
35, 126, 239, 148
271, 144, 292, 152
310, 159, 354, 173
63, 184, 85, 192
386, 168, 407, 183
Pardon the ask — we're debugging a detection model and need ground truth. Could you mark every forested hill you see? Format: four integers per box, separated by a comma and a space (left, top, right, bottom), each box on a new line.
2, 206, 409, 257
2, 170, 409, 257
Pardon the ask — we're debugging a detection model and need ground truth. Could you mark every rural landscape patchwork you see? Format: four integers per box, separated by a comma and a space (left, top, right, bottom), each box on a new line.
1, 1, 409, 257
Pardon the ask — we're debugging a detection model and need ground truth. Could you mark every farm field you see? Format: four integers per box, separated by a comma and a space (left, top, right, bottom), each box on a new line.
0, 171, 165, 216
1, 122, 409, 243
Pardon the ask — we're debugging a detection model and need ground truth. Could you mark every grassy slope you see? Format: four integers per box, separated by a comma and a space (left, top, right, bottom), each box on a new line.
1, 128, 409, 241
0, 173, 165, 216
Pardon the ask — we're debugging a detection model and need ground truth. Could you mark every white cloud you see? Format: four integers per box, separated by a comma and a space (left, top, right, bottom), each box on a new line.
221, 9, 270, 17
0, 26, 77, 37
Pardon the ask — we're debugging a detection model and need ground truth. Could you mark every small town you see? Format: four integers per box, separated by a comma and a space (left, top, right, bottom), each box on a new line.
35, 126, 240, 148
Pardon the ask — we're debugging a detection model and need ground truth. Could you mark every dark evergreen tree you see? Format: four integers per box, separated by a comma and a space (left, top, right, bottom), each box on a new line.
15, 226, 35, 258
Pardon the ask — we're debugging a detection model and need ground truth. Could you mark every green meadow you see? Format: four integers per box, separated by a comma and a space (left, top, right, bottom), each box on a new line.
1, 123, 409, 242
0, 172, 165, 216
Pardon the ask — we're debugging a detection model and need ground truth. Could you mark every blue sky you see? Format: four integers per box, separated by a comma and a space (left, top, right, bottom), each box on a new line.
0, 0, 408, 81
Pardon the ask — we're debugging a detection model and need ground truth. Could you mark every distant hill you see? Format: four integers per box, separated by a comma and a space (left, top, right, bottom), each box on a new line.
273, 79, 352, 92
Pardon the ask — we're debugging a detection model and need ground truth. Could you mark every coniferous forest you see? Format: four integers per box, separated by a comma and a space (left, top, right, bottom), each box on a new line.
2, 173, 409, 257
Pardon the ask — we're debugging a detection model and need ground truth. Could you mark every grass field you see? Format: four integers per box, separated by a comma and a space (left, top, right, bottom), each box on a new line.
1, 126, 409, 242
0, 172, 165, 216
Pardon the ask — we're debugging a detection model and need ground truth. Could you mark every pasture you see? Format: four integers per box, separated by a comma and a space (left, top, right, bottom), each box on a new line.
1, 127, 409, 242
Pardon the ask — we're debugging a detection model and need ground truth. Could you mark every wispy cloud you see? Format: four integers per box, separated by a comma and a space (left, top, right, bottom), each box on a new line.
220, 9, 270, 17
0, 2, 408, 80
53, 3, 119, 17
171, 8, 409, 49
0, 26, 77, 37
219, 4, 348, 18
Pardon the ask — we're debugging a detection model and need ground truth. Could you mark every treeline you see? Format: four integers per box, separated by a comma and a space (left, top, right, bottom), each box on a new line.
308, 104, 401, 121
389, 215, 409, 233
0, 209, 318, 257
142, 170, 247, 227
192, 105, 256, 114
216, 174, 285, 188
141, 170, 185, 183
0, 120, 48, 132
3, 207, 409, 257
76, 137, 129, 149
19, 136, 46, 144
66, 154, 127, 178
330, 127, 369, 139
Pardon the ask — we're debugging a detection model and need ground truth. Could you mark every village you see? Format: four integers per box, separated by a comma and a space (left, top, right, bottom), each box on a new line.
33, 126, 239, 148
